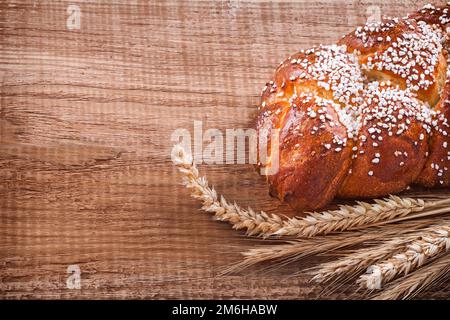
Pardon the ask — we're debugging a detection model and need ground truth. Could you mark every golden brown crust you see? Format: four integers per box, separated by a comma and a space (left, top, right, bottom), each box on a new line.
338, 18, 446, 107
410, 3, 450, 187
260, 46, 364, 108
409, 3, 450, 32
338, 86, 430, 198
416, 79, 450, 187
258, 94, 354, 211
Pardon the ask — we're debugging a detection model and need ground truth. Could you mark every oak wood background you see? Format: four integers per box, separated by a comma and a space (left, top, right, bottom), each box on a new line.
1, 0, 449, 299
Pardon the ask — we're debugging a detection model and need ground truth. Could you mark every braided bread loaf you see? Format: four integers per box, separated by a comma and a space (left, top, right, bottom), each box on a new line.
257, 3, 450, 212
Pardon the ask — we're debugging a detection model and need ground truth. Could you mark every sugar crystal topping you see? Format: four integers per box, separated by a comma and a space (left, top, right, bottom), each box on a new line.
285, 45, 364, 106
358, 82, 434, 138
359, 21, 443, 92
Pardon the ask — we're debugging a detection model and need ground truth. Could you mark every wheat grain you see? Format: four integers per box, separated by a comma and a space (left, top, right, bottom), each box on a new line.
172, 144, 450, 238
371, 253, 450, 300
276, 197, 450, 237
358, 224, 450, 289
223, 219, 438, 275
172, 144, 285, 235
311, 238, 411, 284
222, 235, 365, 275
173, 144, 450, 298
311, 219, 450, 284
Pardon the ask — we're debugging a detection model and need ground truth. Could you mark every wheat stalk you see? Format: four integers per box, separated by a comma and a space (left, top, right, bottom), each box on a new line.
173, 144, 450, 298
358, 224, 450, 290
311, 238, 412, 285
222, 234, 367, 275
172, 144, 450, 238
311, 219, 450, 284
172, 145, 284, 236
372, 253, 450, 300
276, 197, 450, 237
223, 219, 438, 275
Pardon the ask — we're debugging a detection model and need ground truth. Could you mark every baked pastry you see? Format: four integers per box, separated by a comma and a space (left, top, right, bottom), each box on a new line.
257, 3, 450, 212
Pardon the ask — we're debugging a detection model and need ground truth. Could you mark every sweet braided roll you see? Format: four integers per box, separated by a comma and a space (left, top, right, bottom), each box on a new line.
257, 3, 450, 212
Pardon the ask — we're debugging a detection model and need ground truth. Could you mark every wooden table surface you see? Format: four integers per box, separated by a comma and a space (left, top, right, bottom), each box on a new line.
1, 0, 449, 299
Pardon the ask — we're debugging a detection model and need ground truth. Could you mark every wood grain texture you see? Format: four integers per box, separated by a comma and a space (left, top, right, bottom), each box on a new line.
0, 0, 448, 299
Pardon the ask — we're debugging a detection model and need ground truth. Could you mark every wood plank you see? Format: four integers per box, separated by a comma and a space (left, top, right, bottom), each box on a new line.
1, 0, 448, 299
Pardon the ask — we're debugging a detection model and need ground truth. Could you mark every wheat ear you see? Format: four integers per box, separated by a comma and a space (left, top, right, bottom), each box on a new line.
223, 219, 437, 275
311, 219, 450, 284
311, 238, 411, 284
372, 253, 450, 300
222, 234, 367, 275
358, 224, 450, 289
172, 144, 450, 238
172, 144, 284, 236
276, 197, 450, 237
